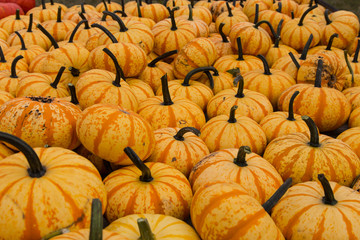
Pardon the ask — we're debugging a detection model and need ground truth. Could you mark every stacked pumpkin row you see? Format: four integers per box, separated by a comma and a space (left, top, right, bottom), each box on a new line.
0, 0, 360, 239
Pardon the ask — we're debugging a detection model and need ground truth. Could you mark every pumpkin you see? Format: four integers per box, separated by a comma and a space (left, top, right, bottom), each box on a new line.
243, 0, 271, 23
127, 79, 155, 104
0, 55, 28, 96
124, 0, 147, 16
343, 86, 360, 110
3, 0, 35, 13
175, 5, 209, 38
76, 48, 138, 111
258, 3, 291, 37
271, 0, 298, 17
139, 3, 170, 23
190, 181, 289, 240
16, 66, 69, 98
215, 2, 249, 36
0, 132, 107, 239
0, 46, 28, 72
152, 7, 196, 56
190, 145, 283, 204
278, 59, 351, 132
63, 3, 101, 24
308, 33, 346, 63
0, 142, 13, 160
76, 103, 155, 165
124, 3, 157, 29
0, 29, 8, 42
0, 9, 38, 34
349, 106, 360, 128
26, 0, 60, 22
272, 174, 360, 239
174, 5, 212, 25
263, 115, 360, 185
63, 17, 101, 44
0, 2, 24, 19
260, 91, 310, 143
207, 74, 273, 122
66, 4, 96, 13
242, 54, 296, 109
45, 0, 68, 12
296, 0, 325, 17
147, 127, 209, 177
104, 147, 193, 222
0, 96, 81, 149
197, 67, 234, 94
96, 0, 123, 12
138, 74, 206, 130
106, 214, 200, 239
208, 23, 235, 59
195, 0, 212, 10
0, 90, 13, 106
348, 31, 360, 56
337, 127, 360, 158
201, 105, 267, 154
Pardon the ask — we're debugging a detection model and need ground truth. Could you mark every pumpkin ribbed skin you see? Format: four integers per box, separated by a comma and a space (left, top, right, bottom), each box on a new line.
263, 132, 360, 185
148, 127, 210, 177
0, 14, 38, 35
271, 180, 360, 239
208, 34, 235, 60
243, 0, 272, 22
191, 182, 285, 240
0, 70, 28, 96
76, 104, 155, 165
343, 86, 360, 110
106, 214, 200, 240
0, 90, 13, 105
140, 4, 169, 23
272, 54, 303, 79
104, 162, 193, 222
26, 6, 60, 22
176, 15, 209, 38
265, 44, 298, 67
139, 62, 174, 92
215, 9, 249, 36
0, 147, 107, 240
0, 143, 13, 160
7, 28, 52, 51
337, 127, 360, 158
197, 71, 234, 95
0, 39, 9, 50
271, 0, 298, 17
278, 84, 351, 132
75, 69, 138, 111
200, 114, 267, 154
0, 97, 81, 149
189, 148, 283, 203
63, 10, 101, 24
213, 54, 263, 74
258, 10, 291, 37
64, 25, 101, 44
4, 44, 46, 65
0, 56, 29, 73
51, 229, 128, 240
127, 79, 155, 103
175, 6, 212, 25
96, 2, 123, 12
42, 19, 77, 42
349, 107, 360, 128
0, 28, 8, 41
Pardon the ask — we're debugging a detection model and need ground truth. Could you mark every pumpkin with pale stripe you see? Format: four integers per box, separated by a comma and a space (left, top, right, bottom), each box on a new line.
0, 143, 13, 160
104, 147, 193, 222
208, 23, 235, 60
174, 5, 212, 25
26, 0, 61, 22
197, 68, 234, 95
0, 55, 28, 96
337, 127, 360, 158
349, 106, 360, 128
176, 5, 209, 38
127, 79, 155, 104
96, 0, 123, 12
0, 46, 28, 73
258, 3, 291, 37
215, 2, 249, 36
0, 90, 13, 106
0, 132, 107, 240
343, 86, 360, 110
0, 9, 38, 34
63, 4, 101, 24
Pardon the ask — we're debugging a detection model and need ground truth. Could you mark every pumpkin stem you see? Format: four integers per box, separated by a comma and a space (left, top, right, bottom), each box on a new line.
291, 11, 294, 19
102, 0, 109, 12
27, 14, 33, 32
0, 47, 5, 63
91, 23, 118, 43
350, 174, 360, 189
81, 3, 86, 14
68, 20, 86, 43
228, 105, 238, 123
324, 9, 332, 25
68, 83, 79, 105
168, 7, 179, 31
14, 31, 27, 50
37, 23, 59, 49
137, 218, 156, 240
318, 174, 337, 205
276, 1, 282, 13
121, 0, 125, 13
314, 58, 323, 88
287, 91, 299, 121
234, 74, 245, 98
262, 178, 292, 214
103, 11, 128, 32
325, 33, 338, 51
57, 6, 62, 22
148, 50, 178, 67
182, 66, 216, 86
160, 74, 174, 105
233, 146, 251, 167
309, 0, 314, 7
236, 37, 244, 61
352, 39, 360, 63
15, 9, 21, 20
204, 70, 215, 89
188, 4, 193, 21
50, 66, 66, 89
344, 50, 354, 84
0, 131, 46, 178
254, 4, 259, 24
113, 10, 128, 17
226, 2, 233, 17
254, 20, 277, 38
124, 147, 153, 182
274, 19, 284, 48
136, 0, 143, 17
257, 54, 271, 75
299, 34, 313, 60
173, 127, 200, 141
69, 67, 80, 77
89, 199, 103, 240
78, 13, 90, 29
302, 115, 320, 147
41, 0, 46, 9
298, 5, 318, 26
50, 0, 54, 5
103, 48, 126, 87
10, 55, 24, 78
219, 23, 229, 43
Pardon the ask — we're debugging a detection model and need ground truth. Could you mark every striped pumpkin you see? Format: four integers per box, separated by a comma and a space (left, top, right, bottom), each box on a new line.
176, 9, 209, 38
26, 0, 61, 22
63, 7, 101, 24
0, 28, 8, 41
207, 74, 273, 122
272, 174, 360, 239
191, 182, 285, 240
349, 106, 360, 128
175, 5, 212, 25
0, 90, 13, 105
0, 132, 107, 240
127, 79, 155, 103
189, 146, 283, 203
343, 86, 360, 110
263, 116, 360, 185
201, 105, 267, 154
0, 55, 28, 96
0, 143, 13, 160
208, 23, 235, 60
66, 4, 96, 12
258, 7, 291, 37
96, 0, 123, 12
139, 3, 169, 23
0, 96, 81, 149
197, 68, 234, 95
215, 2, 249, 36
0, 9, 38, 34
63, 20, 101, 44
0, 39, 9, 51
243, 0, 271, 22
337, 127, 360, 158
104, 147, 193, 222
0, 47, 28, 72
147, 127, 209, 177
106, 214, 200, 239
271, 0, 298, 17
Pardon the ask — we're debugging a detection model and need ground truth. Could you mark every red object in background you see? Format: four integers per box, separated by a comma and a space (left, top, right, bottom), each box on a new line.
0, 0, 34, 13
0, 2, 24, 19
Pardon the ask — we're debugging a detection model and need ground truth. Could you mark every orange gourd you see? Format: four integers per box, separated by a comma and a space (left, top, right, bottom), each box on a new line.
0, 55, 28, 96
0, 9, 38, 34
337, 127, 360, 158
26, 0, 61, 22
208, 23, 235, 59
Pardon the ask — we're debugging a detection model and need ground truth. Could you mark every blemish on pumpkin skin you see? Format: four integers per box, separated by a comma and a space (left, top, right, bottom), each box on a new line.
172, 157, 177, 162
4, 195, 25, 219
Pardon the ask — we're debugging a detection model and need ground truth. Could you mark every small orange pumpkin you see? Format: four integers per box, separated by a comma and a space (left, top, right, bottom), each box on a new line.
0, 55, 28, 96
343, 86, 360, 110
337, 127, 360, 158
349, 106, 360, 128
0, 9, 38, 34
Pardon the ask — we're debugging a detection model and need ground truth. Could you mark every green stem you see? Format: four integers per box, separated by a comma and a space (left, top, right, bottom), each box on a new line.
37, 24, 59, 49
41, 0, 46, 9
182, 67, 216, 86
14, 31, 27, 50
318, 174, 337, 205
289, 52, 300, 69
27, 14, 33, 32
274, 19, 284, 48
302, 115, 320, 147
0, 47, 5, 62
344, 50, 354, 84
91, 23, 118, 43
103, 11, 128, 32
148, 50, 178, 67
137, 0, 142, 17
89, 199, 103, 240
324, 9, 332, 25
102, 0, 109, 12
15, 9, 20, 20
0, 131, 46, 178
287, 91, 299, 121
257, 55, 271, 75
68, 83, 79, 105
103, 48, 126, 87
188, 4, 193, 21
298, 5, 318, 26
137, 218, 156, 240
68, 20, 86, 43
78, 13, 90, 29
160, 74, 174, 105
219, 23, 229, 43
124, 147, 153, 182
236, 37, 244, 61
173, 127, 200, 141
352, 39, 360, 63
50, 66, 66, 89
254, 20, 277, 38
113, 10, 128, 17
299, 34, 313, 60
235, 74, 245, 98
262, 178, 292, 214
254, 4, 259, 24
226, 2, 233, 17
233, 146, 251, 167
276, 1, 282, 13
314, 59, 323, 88
325, 33, 338, 51
228, 105, 238, 123
57, 6, 62, 22
168, 7, 179, 31
10, 55, 24, 78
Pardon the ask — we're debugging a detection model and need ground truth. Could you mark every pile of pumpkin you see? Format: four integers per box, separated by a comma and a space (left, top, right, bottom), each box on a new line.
1, 0, 360, 239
